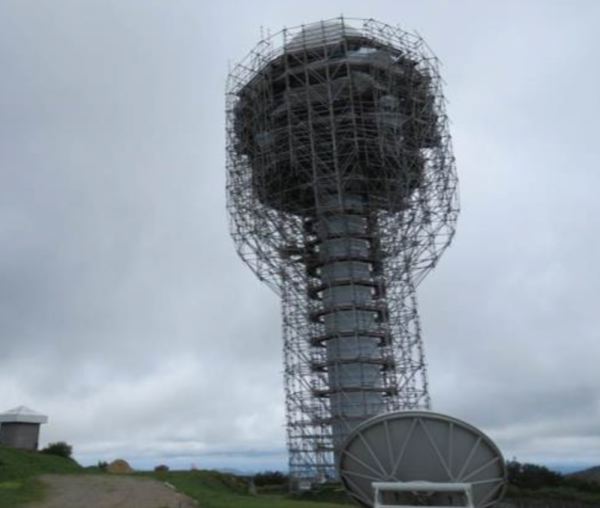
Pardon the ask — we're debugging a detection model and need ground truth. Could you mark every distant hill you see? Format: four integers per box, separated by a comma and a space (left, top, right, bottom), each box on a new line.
568, 465, 600, 484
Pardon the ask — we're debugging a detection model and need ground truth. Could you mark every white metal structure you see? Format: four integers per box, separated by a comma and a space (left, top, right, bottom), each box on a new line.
373, 481, 474, 508
339, 411, 506, 507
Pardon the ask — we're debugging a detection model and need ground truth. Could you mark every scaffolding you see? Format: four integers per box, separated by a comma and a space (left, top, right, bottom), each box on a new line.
226, 17, 459, 486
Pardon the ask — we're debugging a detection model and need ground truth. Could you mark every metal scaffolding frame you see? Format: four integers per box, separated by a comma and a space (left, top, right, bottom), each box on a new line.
226, 17, 459, 486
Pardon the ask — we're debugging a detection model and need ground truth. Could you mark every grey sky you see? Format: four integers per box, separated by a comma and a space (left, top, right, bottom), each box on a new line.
1, 0, 599, 472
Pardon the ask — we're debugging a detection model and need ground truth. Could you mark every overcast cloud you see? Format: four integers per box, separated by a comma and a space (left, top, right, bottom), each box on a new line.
0, 0, 599, 472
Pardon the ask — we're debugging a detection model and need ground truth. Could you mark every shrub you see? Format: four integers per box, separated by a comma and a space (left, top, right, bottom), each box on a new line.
507, 459, 562, 490
154, 464, 169, 472
254, 470, 288, 487
506, 459, 600, 501
40, 442, 73, 459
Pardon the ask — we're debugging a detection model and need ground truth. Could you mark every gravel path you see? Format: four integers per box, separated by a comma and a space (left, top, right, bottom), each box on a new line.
26, 474, 198, 508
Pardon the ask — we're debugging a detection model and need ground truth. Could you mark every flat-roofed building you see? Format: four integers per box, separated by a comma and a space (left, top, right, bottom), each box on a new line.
0, 406, 48, 451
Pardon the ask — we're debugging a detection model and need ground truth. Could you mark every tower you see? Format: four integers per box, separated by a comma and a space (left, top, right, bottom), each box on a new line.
226, 18, 458, 484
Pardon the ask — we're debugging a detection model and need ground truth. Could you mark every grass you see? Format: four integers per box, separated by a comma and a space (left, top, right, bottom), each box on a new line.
0, 445, 81, 507
0, 477, 45, 507
149, 470, 350, 508
507, 484, 600, 505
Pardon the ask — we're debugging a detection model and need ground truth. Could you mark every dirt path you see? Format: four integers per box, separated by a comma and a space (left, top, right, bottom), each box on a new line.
26, 474, 198, 508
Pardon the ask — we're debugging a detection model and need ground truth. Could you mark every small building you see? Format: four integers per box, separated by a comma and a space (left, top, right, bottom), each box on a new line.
0, 406, 48, 451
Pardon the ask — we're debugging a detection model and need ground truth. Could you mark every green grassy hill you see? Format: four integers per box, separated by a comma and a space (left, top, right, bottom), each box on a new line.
0, 445, 81, 507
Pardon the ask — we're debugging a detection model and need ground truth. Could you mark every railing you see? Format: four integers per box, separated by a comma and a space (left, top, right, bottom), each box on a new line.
373, 481, 474, 508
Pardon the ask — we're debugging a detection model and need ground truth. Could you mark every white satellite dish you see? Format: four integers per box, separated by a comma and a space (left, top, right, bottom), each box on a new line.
338, 411, 507, 508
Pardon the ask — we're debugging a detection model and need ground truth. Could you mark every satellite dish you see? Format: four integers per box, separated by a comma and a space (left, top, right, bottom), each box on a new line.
338, 411, 507, 508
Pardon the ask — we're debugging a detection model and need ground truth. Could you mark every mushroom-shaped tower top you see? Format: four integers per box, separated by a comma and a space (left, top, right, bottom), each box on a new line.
233, 18, 444, 216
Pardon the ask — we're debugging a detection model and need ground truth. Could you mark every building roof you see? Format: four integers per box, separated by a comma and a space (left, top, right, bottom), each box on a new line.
0, 405, 48, 424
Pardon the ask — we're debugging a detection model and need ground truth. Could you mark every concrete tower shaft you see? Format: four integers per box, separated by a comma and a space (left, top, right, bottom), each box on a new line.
226, 18, 459, 484
309, 195, 387, 451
